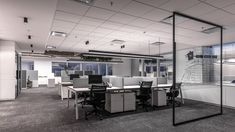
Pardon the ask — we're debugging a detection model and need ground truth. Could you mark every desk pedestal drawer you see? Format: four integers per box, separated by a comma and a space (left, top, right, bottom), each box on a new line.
105, 93, 123, 113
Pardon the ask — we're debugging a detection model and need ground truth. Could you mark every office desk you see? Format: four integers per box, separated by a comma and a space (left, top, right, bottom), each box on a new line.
67, 84, 173, 120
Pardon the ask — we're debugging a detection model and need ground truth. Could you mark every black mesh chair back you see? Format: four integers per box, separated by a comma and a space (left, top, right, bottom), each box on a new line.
139, 81, 153, 97
90, 85, 107, 107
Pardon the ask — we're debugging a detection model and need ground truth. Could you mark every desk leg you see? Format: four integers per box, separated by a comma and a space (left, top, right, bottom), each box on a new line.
75, 92, 78, 120
151, 89, 154, 106
180, 87, 184, 104
67, 89, 70, 108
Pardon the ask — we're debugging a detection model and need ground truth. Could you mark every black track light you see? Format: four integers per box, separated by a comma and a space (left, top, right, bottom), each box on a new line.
30, 44, 33, 48
24, 17, 28, 23
28, 35, 31, 39
85, 40, 89, 45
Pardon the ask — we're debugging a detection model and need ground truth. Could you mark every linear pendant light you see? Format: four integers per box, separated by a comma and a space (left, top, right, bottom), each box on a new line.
84, 50, 163, 60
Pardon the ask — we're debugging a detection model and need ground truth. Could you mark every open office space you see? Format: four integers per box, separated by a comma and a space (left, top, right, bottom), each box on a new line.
1, 0, 235, 131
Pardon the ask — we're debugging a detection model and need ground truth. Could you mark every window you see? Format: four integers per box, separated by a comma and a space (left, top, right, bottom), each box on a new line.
107, 64, 112, 75
146, 66, 151, 73
68, 63, 80, 70
99, 64, 106, 75
82, 63, 98, 74
52, 62, 66, 76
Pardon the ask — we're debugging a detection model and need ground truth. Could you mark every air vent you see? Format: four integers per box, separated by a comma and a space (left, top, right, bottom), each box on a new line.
111, 39, 125, 45
160, 15, 173, 25
201, 27, 220, 34
74, 0, 94, 5
160, 15, 188, 25
50, 31, 67, 37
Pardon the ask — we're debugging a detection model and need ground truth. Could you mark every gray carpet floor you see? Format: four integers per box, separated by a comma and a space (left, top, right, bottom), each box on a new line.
0, 87, 235, 132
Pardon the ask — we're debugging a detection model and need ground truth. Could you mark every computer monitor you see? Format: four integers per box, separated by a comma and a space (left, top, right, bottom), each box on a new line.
69, 74, 80, 80
84, 71, 93, 75
88, 75, 102, 84
75, 71, 84, 76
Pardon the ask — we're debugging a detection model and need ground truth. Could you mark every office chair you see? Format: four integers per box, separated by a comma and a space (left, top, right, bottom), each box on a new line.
136, 81, 153, 112
166, 82, 182, 106
85, 85, 107, 120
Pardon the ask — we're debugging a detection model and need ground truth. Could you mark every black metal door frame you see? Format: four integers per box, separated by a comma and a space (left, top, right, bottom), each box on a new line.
172, 12, 223, 126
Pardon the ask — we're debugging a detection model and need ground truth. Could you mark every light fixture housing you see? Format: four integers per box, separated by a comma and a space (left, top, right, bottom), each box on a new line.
111, 39, 125, 45
87, 50, 163, 60
50, 31, 67, 37
46, 45, 56, 49
151, 42, 165, 46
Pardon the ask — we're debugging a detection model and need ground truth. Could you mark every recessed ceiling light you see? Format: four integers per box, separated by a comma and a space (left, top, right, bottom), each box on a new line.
46, 45, 56, 49
74, 0, 94, 5
111, 39, 125, 45
50, 31, 67, 37
151, 42, 165, 46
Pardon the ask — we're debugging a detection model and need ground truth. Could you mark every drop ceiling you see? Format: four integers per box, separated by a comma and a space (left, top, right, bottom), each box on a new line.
1, 0, 235, 55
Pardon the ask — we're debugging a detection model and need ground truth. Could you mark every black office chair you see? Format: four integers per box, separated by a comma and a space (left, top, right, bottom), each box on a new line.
166, 82, 182, 106
85, 85, 107, 120
136, 81, 153, 111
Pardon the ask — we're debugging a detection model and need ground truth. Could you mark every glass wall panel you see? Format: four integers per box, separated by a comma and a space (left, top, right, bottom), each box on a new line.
173, 12, 222, 125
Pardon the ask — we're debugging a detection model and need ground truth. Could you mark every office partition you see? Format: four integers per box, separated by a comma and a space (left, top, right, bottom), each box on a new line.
172, 12, 223, 126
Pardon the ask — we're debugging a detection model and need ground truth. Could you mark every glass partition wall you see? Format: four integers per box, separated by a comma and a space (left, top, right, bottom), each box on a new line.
172, 12, 223, 125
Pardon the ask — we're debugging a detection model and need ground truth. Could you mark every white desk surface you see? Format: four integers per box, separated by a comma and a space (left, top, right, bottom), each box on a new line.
67, 84, 172, 92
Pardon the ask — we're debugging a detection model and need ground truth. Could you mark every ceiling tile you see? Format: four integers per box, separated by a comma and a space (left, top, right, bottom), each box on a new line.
135, 0, 171, 7
85, 7, 115, 20
204, 0, 235, 8
223, 4, 235, 14
183, 3, 217, 17
200, 9, 235, 25
178, 20, 214, 32
57, 0, 89, 15
53, 20, 76, 30
51, 26, 71, 33
94, 0, 132, 12
94, 27, 114, 35
74, 24, 97, 32
129, 18, 154, 28
108, 13, 137, 24
71, 30, 90, 36
100, 21, 123, 30
79, 17, 105, 27
142, 8, 171, 22
55, 11, 81, 23
47, 36, 64, 46
120, 1, 154, 17
160, 0, 200, 12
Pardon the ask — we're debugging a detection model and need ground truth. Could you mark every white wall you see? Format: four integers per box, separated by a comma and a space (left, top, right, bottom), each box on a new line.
33, 58, 53, 85
0, 40, 16, 100
112, 59, 132, 77
22, 62, 32, 70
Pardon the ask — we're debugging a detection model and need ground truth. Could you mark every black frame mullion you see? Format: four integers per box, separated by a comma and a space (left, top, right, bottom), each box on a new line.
172, 12, 223, 126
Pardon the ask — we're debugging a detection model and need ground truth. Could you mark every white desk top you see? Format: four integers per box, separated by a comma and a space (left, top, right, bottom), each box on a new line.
68, 84, 172, 92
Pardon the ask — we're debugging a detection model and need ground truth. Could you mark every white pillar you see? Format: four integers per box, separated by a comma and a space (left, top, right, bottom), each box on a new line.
0, 40, 16, 100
